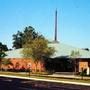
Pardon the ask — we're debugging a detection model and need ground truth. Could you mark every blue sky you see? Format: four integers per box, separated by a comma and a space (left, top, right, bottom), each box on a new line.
0, 0, 90, 49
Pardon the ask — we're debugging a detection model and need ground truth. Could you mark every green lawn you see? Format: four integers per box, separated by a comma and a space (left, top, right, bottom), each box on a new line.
0, 71, 90, 83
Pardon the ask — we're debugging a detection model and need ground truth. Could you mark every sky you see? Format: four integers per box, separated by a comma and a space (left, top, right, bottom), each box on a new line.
0, 0, 90, 49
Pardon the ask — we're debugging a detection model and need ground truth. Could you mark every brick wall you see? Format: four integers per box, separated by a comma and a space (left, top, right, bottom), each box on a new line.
1, 58, 45, 72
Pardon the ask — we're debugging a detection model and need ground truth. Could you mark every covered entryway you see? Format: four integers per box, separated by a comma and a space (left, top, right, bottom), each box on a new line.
44, 56, 74, 73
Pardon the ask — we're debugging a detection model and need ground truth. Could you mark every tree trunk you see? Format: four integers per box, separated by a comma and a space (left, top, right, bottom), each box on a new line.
35, 61, 38, 73
0, 58, 2, 71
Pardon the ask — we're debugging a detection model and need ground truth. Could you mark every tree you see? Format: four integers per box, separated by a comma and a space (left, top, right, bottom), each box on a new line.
23, 26, 39, 45
70, 50, 80, 58
12, 31, 23, 49
0, 42, 8, 51
12, 26, 43, 49
1, 59, 12, 71
22, 38, 55, 72
0, 51, 7, 70
0, 42, 8, 70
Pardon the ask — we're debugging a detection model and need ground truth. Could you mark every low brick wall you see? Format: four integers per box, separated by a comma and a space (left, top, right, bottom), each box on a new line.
1, 58, 45, 72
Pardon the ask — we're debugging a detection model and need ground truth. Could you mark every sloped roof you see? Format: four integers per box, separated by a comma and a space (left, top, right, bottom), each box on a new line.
5, 48, 23, 58
5, 43, 90, 58
49, 43, 90, 58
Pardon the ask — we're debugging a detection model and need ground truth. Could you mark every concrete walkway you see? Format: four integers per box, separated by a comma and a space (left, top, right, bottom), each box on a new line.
20, 72, 90, 80
0, 74, 90, 86
48, 74, 90, 80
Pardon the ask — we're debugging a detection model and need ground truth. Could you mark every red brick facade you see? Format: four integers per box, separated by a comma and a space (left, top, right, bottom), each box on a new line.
1, 58, 45, 72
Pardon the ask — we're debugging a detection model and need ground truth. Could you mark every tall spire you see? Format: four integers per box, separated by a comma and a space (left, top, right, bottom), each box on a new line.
54, 9, 59, 43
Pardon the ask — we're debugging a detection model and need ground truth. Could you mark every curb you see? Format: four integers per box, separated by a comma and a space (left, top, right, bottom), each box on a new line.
0, 74, 90, 86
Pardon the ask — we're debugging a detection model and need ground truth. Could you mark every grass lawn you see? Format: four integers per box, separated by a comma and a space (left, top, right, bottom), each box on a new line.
0, 71, 90, 84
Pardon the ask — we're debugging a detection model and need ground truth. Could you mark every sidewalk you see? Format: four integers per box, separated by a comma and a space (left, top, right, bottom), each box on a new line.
0, 74, 90, 86
20, 72, 90, 80
48, 74, 90, 80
